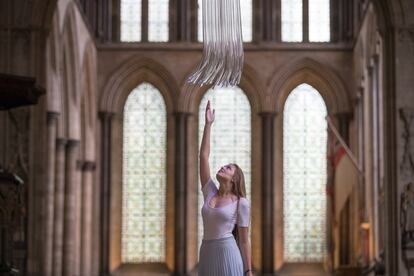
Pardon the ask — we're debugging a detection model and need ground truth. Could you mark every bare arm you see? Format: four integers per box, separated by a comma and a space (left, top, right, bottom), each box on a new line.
238, 227, 252, 276
199, 100, 215, 188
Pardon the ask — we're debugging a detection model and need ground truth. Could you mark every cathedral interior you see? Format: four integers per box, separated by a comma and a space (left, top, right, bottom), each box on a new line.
0, 0, 414, 275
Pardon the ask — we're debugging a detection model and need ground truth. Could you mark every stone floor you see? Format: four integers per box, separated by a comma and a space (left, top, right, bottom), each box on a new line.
277, 263, 330, 276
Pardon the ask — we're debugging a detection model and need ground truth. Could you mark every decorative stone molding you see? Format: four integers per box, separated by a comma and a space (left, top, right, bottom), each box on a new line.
401, 182, 414, 273
399, 108, 414, 182
7, 108, 30, 181
399, 108, 414, 272
77, 160, 96, 172
398, 28, 414, 42
83, 161, 96, 171
100, 57, 177, 114
47, 111, 60, 126
0, 168, 24, 274
270, 57, 351, 114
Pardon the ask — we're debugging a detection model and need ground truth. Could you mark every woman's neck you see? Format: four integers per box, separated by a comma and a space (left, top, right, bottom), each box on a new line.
217, 181, 233, 196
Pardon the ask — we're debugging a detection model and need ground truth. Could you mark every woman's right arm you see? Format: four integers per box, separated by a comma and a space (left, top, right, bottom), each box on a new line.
200, 100, 215, 188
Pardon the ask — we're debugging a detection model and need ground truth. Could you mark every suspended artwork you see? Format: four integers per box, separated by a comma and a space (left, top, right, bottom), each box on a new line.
187, 0, 244, 88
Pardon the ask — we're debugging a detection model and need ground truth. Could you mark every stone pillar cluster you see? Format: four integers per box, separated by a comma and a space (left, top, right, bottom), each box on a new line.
41, 111, 97, 276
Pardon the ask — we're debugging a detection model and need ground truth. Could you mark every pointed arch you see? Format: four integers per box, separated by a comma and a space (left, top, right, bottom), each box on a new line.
46, 11, 62, 113
270, 58, 351, 115
104, 57, 176, 272
100, 57, 177, 114
60, 2, 82, 139
282, 83, 328, 263
80, 40, 97, 161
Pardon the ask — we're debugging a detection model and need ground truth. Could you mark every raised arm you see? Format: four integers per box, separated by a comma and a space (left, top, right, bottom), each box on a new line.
199, 100, 215, 188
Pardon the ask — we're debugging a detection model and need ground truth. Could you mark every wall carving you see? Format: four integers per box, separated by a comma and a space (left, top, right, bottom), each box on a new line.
398, 28, 414, 42
400, 108, 414, 182
400, 108, 414, 272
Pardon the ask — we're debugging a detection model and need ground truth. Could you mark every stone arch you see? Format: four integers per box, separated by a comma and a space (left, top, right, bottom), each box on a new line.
270, 57, 351, 115
102, 57, 177, 272
272, 58, 350, 269
80, 41, 97, 161
59, 2, 81, 139
46, 11, 62, 113
385, 0, 405, 26
100, 57, 177, 114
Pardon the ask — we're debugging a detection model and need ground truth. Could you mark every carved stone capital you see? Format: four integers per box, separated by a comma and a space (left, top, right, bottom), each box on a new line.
98, 111, 115, 122
398, 28, 414, 42
56, 138, 67, 150
258, 111, 278, 119
77, 161, 96, 172
47, 111, 59, 126
66, 139, 80, 149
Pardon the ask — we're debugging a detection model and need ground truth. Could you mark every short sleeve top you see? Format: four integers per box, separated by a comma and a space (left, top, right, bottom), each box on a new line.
201, 178, 250, 240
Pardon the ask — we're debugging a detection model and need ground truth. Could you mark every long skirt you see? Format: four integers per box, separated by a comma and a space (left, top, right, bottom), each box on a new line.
198, 236, 244, 276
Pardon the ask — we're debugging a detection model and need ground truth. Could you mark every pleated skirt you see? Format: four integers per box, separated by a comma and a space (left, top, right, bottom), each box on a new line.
198, 236, 244, 276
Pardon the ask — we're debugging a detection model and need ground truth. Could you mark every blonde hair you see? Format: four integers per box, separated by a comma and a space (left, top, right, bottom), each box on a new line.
231, 163, 246, 198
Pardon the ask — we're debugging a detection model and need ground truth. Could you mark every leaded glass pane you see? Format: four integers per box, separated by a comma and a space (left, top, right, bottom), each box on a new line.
283, 83, 327, 262
149, 0, 169, 42
198, 87, 252, 252
121, 0, 142, 42
281, 0, 303, 42
197, 0, 252, 42
122, 83, 166, 263
309, 0, 330, 42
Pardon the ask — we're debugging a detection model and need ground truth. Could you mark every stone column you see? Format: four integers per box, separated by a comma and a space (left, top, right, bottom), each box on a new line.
303, 0, 309, 42
80, 161, 96, 276
262, 0, 279, 41
52, 138, 67, 276
174, 112, 189, 275
99, 112, 113, 276
260, 112, 276, 274
62, 139, 80, 276
170, 0, 193, 41
42, 112, 59, 276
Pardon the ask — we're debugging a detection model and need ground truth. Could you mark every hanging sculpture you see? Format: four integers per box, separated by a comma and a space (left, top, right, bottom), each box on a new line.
187, 0, 244, 88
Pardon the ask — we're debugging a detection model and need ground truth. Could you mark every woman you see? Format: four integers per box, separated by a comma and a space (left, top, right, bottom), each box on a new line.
198, 100, 252, 276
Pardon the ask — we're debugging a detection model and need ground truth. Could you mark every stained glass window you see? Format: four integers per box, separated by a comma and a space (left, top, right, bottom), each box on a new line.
120, 0, 169, 42
149, 0, 169, 42
122, 82, 166, 263
283, 84, 327, 262
121, 0, 142, 42
281, 0, 303, 42
197, 0, 253, 42
309, 0, 330, 42
198, 87, 252, 252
